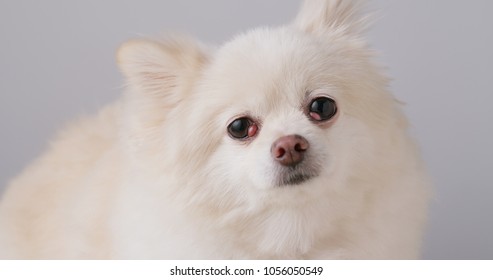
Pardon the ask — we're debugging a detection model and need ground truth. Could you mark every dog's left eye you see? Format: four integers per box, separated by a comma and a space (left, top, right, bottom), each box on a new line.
308, 97, 337, 122
227, 117, 258, 140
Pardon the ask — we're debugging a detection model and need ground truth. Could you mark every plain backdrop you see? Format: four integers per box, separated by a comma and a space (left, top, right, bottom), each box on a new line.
1, 0, 492, 259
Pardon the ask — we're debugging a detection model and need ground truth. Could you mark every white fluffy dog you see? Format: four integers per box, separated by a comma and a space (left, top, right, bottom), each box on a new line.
0, 0, 430, 259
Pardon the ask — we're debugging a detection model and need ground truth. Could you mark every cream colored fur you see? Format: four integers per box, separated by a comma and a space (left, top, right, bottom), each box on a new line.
0, 0, 430, 259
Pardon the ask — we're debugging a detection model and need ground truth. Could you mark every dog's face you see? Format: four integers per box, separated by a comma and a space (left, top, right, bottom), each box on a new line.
117, 1, 403, 206
196, 29, 344, 192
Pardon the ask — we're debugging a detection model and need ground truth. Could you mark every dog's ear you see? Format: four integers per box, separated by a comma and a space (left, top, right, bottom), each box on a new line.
116, 37, 209, 156
294, 0, 368, 36
117, 37, 208, 105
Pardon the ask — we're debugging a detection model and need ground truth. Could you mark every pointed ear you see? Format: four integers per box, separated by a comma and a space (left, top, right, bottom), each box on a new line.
117, 37, 208, 102
116, 37, 209, 152
294, 0, 368, 36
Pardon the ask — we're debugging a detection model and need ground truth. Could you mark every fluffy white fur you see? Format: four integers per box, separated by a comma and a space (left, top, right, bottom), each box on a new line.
0, 0, 430, 259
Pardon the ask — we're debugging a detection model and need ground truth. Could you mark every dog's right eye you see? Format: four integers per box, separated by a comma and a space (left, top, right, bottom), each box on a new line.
227, 117, 258, 140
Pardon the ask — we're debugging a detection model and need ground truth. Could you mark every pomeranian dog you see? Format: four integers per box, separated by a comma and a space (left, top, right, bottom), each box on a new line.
0, 0, 429, 259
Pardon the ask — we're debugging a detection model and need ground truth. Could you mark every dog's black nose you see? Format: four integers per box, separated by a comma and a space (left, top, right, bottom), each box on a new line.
271, 134, 309, 167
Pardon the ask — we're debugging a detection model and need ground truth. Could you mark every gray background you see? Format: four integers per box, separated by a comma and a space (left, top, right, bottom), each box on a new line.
1, 0, 492, 259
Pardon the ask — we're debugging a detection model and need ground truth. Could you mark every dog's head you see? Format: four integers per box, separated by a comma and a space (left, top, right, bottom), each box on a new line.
117, 0, 406, 206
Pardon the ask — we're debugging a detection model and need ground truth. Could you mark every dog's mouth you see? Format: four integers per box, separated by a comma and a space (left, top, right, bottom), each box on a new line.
278, 173, 314, 186
275, 166, 319, 187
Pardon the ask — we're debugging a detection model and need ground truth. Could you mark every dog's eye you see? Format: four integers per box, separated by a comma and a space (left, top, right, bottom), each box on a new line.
308, 97, 337, 122
227, 117, 258, 139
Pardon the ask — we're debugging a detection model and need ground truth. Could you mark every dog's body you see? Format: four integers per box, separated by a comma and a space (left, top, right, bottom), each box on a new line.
0, 0, 430, 259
